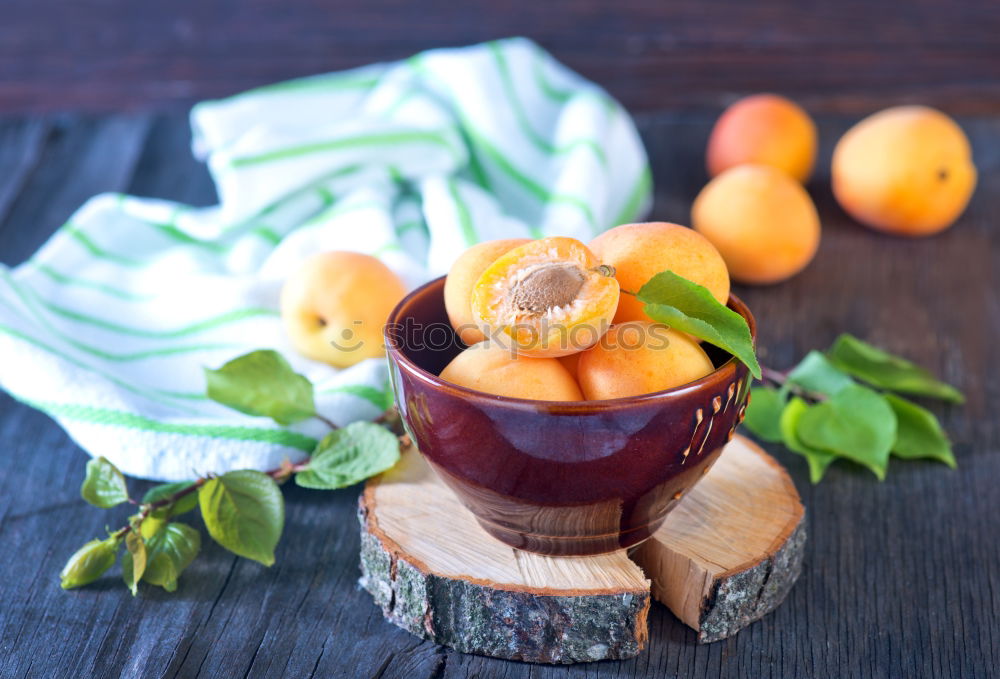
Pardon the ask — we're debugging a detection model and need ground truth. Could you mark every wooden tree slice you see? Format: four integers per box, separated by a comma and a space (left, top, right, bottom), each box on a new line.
358, 435, 804, 662
358, 448, 651, 663
631, 435, 806, 643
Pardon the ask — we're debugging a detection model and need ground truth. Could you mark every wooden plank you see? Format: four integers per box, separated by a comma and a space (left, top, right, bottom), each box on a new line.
0, 112, 997, 678
0, 119, 48, 230
0, 1, 999, 114
0, 114, 150, 264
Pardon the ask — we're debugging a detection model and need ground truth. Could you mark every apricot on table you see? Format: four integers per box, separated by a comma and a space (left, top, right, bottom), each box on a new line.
692, 164, 820, 285
471, 237, 619, 357
439, 341, 583, 401
444, 238, 530, 345
281, 251, 407, 368
588, 222, 730, 323
832, 105, 977, 237
577, 321, 714, 400
707, 94, 817, 183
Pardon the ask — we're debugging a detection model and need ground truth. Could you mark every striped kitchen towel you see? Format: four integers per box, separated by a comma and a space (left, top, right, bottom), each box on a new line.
0, 37, 651, 481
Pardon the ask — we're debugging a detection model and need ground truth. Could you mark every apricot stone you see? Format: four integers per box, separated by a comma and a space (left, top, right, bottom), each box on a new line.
692, 165, 820, 285
588, 222, 730, 323
577, 322, 714, 400
707, 94, 817, 183
444, 238, 530, 345
832, 105, 976, 237
439, 341, 583, 401
471, 237, 619, 357
281, 251, 407, 368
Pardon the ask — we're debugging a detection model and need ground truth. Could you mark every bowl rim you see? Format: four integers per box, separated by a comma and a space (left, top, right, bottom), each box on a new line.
384, 275, 756, 412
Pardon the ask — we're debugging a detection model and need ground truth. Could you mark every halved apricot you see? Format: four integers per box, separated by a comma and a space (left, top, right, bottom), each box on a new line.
471, 237, 619, 357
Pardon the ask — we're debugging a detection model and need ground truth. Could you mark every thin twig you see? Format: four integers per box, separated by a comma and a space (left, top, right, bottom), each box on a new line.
109, 410, 408, 540
758, 365, 828, 402
314, 413, 339, 430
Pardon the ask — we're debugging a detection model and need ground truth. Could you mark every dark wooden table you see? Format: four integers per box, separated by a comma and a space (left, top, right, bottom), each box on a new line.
4, 0, 1000, 115
0, 111, 997, 678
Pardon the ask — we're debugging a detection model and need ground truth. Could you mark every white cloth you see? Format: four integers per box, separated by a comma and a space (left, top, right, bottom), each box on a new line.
0, 37, 651, 480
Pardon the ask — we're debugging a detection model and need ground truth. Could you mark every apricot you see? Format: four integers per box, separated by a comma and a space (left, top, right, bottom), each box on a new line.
692, 165, 820, 285
471, 237, 619, 357
439, 341, 583, 401
577, 322, 714, 400
588, 222, 730, 323
444, 238, 530, 345
707, 94, 817, 183
280, 251, 407, 368
832, 105, 976, 237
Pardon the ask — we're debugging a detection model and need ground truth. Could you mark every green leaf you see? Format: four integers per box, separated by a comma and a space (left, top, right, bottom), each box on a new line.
785, 351, 854, 397
636, 270, 761, 379
60, 537, 120, 589
80, 456, 129, 508
122, 531, 147, 596
140, 515, 165, 540
779, 397, 837, 483
827, 334, 964, 403
885, 393, 957, 468
295, 422, 401, 490
797, 385, 896, 480
138, 523, 201, 592
142, 482, 199, 519
205, 349, 316, 425
743, 387, 786, 443
199, 470, 284, 566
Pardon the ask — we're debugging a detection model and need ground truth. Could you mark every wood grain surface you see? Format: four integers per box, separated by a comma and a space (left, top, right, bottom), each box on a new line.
0, 111, 997, 678
2, 0, 1000, 114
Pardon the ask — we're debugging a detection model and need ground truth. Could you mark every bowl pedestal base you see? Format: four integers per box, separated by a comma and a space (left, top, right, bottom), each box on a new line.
358, 435, 805, 664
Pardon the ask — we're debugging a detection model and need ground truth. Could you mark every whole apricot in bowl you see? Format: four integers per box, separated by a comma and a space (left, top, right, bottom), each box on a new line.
706, 93, 817, 183
832, 105, 976, 237
577, 321, 715, 400
589, 222, 730, 322
439, 341, 583, 401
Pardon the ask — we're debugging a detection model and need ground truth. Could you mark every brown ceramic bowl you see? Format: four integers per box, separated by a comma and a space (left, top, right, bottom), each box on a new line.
384, 276, 755, 556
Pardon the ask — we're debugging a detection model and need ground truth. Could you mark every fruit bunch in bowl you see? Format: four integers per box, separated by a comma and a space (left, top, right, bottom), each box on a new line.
439, 223, 734, 402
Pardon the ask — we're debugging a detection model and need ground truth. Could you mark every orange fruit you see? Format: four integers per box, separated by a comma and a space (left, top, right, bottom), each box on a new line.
577, 322, 714, 400
832, 105, 976, 237
707, 94, 817, 183
692, 165, 820, 285
589, 222, 730, 323
439, 341, 583, 401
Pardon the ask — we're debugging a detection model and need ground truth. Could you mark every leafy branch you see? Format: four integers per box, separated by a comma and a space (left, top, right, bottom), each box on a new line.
61, 350, 406, 593
743, 335, 962, 483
